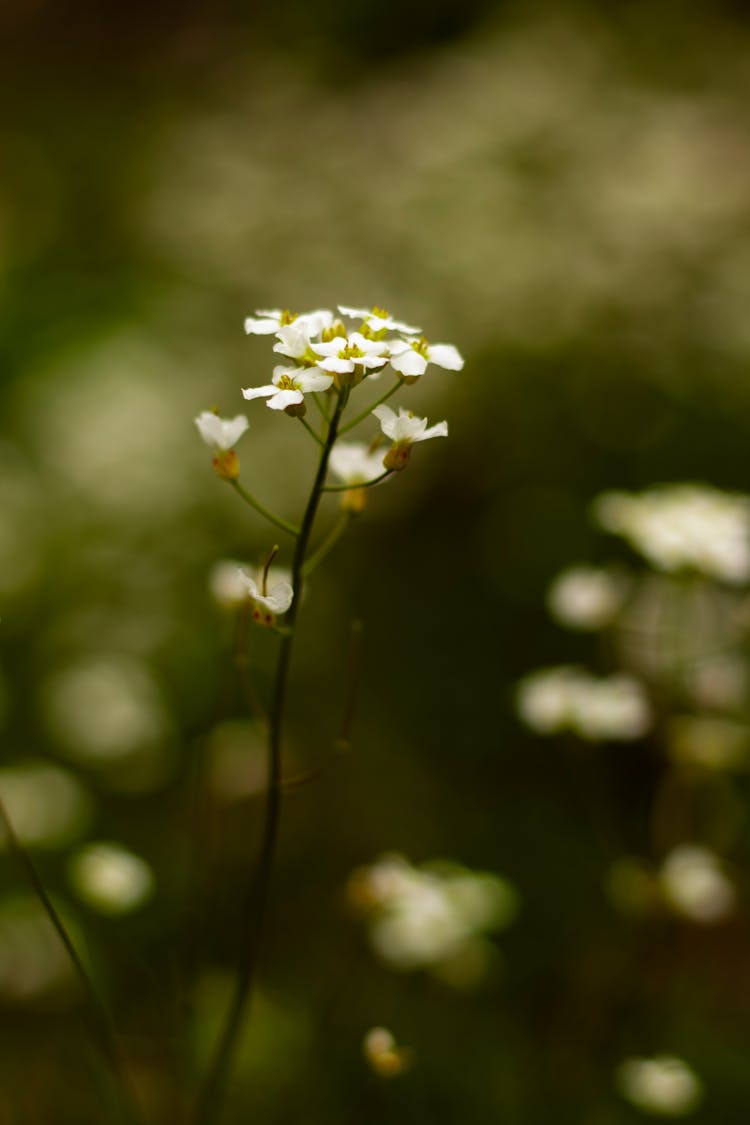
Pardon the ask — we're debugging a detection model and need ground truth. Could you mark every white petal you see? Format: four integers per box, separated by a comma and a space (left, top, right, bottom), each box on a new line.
296, 370, 335, 392
427, 344, 464, 371
316, 355, 355, 374
373, 404, 398, 440
415, 420, 449, 442
236, 569, 260, 599
265, 579, 294, 614
220, 415, 250, 447
244, 315, 281, 335
267, 388, 304, 411
242, 384, 276, 401
195, 411, 224, 448
390, 350, 427, 377
329, 441, 386, 484
310, 340, 343, 357
338, 305, 370, 320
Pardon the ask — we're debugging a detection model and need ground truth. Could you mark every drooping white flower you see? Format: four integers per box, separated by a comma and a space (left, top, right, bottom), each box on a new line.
594, 484, 750, 585
244, 307, 334, 335
338, 305, 421, 335
547, 566, 628, 631
516, 666, 651, 741
329, 441, 388, 486
311, 331, 389, 380
616, 1056, 703, 1117
242, 365, 333, 413
372, 404, 448, 470
194, 411, 249, 451
237, 567, 293, 625
659, 844, 736, 924
388, 336, 464, 379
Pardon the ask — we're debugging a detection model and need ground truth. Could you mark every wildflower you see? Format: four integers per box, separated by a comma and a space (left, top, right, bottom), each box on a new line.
338, 305, 421, 335
388, 336, 464, 381
659, 844, 735, 924
68, 842, 155, 916
363, 1027, 412, 1078
594, 484, 750, 585
237, 567, 293, 626
547, 566, 627, 631
194, 411, 249, 479
616, 1056, 703, 1117
311, 331, 389, 388
516, 666, 651, 741
329, 441, 390, 513
244, 307, 334, 335
272, 321, 326, 367
242, 365, 333, 417
372, 405, 448, 471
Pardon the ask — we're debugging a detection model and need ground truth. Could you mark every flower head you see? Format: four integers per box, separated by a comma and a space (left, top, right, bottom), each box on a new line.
338, 305, 421, 336
312, 331, 389, 387
242, 365, 333, 416
244, 307, 334, 336
388, 336, 464, 381
373, 404, 448, 471
194, 411, 249, 452
237, 566, 293, 626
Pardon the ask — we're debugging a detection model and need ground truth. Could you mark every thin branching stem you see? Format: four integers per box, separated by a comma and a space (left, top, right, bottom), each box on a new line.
229, 479, 299, 537
194, 388, 350, 1125
321, 470, 392, 493
302, 511, 352, 577
0, 798, 144, 1125
338, 379, 401, 435
298, 415, 325, 447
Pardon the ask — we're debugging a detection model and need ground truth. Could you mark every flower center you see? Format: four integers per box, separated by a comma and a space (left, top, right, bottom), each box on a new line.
410, 336, 430, 358
276, 374, 299, 391
280, 309, 297, 325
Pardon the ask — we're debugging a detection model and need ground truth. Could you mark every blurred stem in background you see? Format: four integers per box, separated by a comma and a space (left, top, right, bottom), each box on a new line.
193, 388, 350, 1125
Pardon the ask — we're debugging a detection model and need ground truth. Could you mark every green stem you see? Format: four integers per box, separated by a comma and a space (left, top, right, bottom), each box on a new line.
193, 388, 350, 1125
229, 479, 299, 538
338, 379, 401, 435
321, 470, 392, 493
298, 415, 325, 447
311, 393, 331, 424
0, 799, 144, 1125
302, 511, 352, 577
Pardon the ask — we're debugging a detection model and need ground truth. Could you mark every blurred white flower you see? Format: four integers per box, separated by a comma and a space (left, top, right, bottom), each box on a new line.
338, 305, 421, 334
517, 666, 651, 741
244, 307, 334, 335
68, 842, 155, 916
351, 853, 517, 978
659, 844, 735, 924
208, 558, 254, 609
242, 365, 333, 413
0, 762, 92, 850
547, 566, 627, 630
616, 1055, 703, 1117
329, 442, 387, 485
237, 567, 293, 624
194, 411, 249, 451
594, 484, 750, 584
362, 1026, 412, 1078
388, 337, 464, 379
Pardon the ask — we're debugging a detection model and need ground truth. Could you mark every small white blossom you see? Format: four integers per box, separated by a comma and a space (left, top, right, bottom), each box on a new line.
244, 308, 334, 335
68, 842, 155, 916
329, 442, 388, 485
194, 411, 249, 451
517, 666, 651, 741
237, 567, 293, 624
547, 566, 627, 631
271, 320, 327, 365
373, 406, 448, 471
594, 484, 750, 584
388, 336, 464, 379
242, 365, 333, 412
338, 305, 421, 335
312, 331, 389, 376
616, 1056, 703, 1117
659, 844, 736, 924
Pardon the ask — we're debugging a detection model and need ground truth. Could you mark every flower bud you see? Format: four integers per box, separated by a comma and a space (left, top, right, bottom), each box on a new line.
284, 401, 306, 418
212, 450, 240, 480
383, 443, 412, 472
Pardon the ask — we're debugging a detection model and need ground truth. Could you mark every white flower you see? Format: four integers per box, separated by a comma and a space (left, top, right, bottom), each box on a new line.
311, 331, 389, 376
373, 405, 448, 471
68, 842, 155, 916
517, 666, 651, 741
272, 321, 325, 365
547, 566, 627, 631
594, 484, 750, 584
237, 567, 293, 624
616, 1056, 703, 1117
329, 442, 387, 485
194, 411, 249, 451
338, 305, 421, 335
242, 365, 333, 412
659, 845, 735, 924
244, 307, 334, 335
388, 336, 464, 379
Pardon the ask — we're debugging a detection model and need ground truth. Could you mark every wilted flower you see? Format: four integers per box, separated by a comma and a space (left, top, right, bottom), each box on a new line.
594, 484, 750, 584
372, 405, 448, 471
242, 365, 333, 416
237, 567, 293, 626
547, 566, 627, 631
616, 1056, 703, 1117
516, 666, 651, 741
659, 844, 736, 924
350, 853, 518, 981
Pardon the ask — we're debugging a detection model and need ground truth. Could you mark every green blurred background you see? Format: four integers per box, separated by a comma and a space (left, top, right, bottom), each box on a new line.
3, 0, 750, 1121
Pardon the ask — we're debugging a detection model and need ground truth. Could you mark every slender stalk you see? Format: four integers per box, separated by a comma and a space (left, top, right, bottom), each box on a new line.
298, 415, 325, 447
302, 511, 352, 577
0, 798, 144, 1125
321, 470, 392, 493
338, 379, 400, 435
193, 388, 350, 1125
311, 392, 331, 424
229, 479, 299, 538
